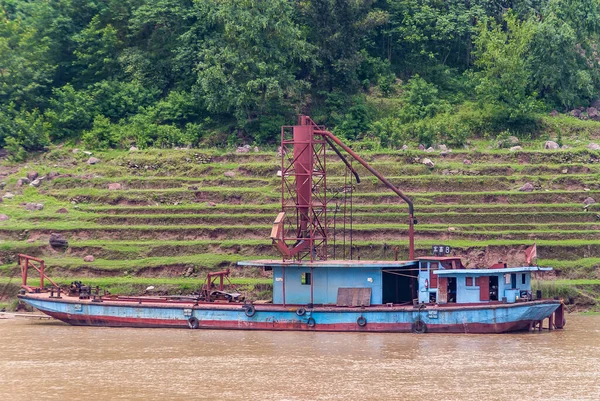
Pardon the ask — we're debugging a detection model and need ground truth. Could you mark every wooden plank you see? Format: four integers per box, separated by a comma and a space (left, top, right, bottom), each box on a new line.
0, 312, 53, 320
336, 288, 371, 307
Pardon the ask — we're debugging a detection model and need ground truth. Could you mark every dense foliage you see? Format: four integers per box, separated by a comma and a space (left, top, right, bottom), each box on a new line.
1, 0, 599, 156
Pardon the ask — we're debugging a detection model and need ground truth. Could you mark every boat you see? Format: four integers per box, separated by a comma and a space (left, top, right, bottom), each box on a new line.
17, 116, 565, 333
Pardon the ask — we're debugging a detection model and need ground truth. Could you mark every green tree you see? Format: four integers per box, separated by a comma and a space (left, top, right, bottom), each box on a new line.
0, 106, 50, 160
385, 0, 485, 75
125, 0, 197, 92
193, 0, 314, 140
82, 114, 120, 149
473, 12, 541, 128
529, 12, 594, 108
45, 84, 97, 141
73, 15, 121, 83
531, 0, 600, 108
399, 75, 449, 123
299, 0, 387, 92
0, 8, 55, 109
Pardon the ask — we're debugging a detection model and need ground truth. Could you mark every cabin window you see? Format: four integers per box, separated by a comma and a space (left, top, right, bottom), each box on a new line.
466, 277, 473, 286
301, 272, 311, 285
420, 262, 428, 271
521, 274, 526, 285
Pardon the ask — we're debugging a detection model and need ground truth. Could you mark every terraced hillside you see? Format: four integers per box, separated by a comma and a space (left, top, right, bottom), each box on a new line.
1, 146, 600, 309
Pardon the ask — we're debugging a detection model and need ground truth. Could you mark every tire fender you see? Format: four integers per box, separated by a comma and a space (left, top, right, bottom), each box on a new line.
244, 305, 256, 317
412, 319, 427, 334
188, 316, 199, 329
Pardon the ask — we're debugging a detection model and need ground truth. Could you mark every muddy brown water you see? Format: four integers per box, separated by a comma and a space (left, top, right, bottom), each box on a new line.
0, 315, 598, 400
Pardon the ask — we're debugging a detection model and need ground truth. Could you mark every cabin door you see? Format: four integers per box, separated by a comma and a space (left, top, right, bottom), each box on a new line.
429, 264, 438, 289
477, 276, 490, 301
489, 276, 498, 301
447, 277, 457, 303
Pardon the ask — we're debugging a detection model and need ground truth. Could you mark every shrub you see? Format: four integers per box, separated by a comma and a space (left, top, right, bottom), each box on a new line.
370, 118, 407, 149
0, 107, 50, 161
332, 96, 373, 141
82, 115, 121, 150
246, 114, 286, 144
399, 75, 450, 123
91, 80, 161, 122
45, 84, 96, 141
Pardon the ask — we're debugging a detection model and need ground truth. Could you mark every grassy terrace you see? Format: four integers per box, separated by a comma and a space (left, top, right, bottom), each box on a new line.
1, 143, 600, 309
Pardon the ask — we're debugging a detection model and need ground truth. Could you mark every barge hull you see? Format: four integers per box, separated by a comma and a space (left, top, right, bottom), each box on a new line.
43, 311, 534, 333
19, 294, 561, 334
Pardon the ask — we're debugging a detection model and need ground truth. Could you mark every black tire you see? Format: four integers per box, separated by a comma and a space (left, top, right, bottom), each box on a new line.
357, 316, 367, 327
244, 305, 256, 317
188, 316, 199, 329
307, 317, 316, 328
412, 319, 427, 334
296, 307, 306, 316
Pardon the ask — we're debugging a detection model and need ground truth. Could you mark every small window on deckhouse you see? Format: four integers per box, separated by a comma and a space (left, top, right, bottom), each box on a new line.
301, 272, 311, 285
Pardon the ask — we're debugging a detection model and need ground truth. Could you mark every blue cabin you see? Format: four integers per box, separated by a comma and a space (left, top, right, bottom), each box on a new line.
240, 259, 419, 306
241, 257, 551, 307
416, 257, 551, 304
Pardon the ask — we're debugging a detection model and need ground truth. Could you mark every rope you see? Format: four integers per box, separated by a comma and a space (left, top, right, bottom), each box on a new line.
382, 271, 418, 279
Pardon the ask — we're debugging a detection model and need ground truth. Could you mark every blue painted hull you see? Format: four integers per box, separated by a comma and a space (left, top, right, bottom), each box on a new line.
18, 294, 561, 333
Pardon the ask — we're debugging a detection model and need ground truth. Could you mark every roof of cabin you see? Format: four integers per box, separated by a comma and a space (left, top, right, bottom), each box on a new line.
239, 259, 417, 269
416, 256, 462, 261
433, 266, 552, 275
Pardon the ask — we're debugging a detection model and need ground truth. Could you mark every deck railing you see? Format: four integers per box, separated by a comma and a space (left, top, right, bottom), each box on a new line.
19, 254, 60, 292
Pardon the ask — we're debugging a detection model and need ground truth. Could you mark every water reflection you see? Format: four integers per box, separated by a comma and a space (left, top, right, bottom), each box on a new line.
0, 316, 598, 400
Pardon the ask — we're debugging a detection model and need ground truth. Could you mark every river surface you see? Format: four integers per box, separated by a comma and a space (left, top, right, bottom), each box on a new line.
0, 315, 598, 400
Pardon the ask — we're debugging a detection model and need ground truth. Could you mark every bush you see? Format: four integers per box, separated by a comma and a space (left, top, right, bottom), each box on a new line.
82, 115, 121, 150
245, 114, 287, 144
0, 107, 50, 161
45, 85, 97, 141
91, 80, 161, 122
369, 118, 407, 149
443, 119, 470, 147
332, 96, 373, 141
395, 120, 440, 148
121, 112, 192, 148
399, 75, 450, 123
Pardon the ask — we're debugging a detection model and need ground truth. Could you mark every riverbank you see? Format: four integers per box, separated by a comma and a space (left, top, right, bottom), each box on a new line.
1, 141, 600, 311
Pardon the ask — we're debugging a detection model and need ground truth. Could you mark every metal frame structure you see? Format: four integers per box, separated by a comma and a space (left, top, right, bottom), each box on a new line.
203, 269, 231, 292
19, 254, 59, 292
278, 116, 328, 261
271, 115, 416, 262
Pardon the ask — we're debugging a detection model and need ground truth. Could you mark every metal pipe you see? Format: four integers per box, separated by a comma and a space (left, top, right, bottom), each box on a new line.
314, 129, 416, 259
282, 266, 286, 307
323, 136, 360, 183
310, 266, 314, 305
